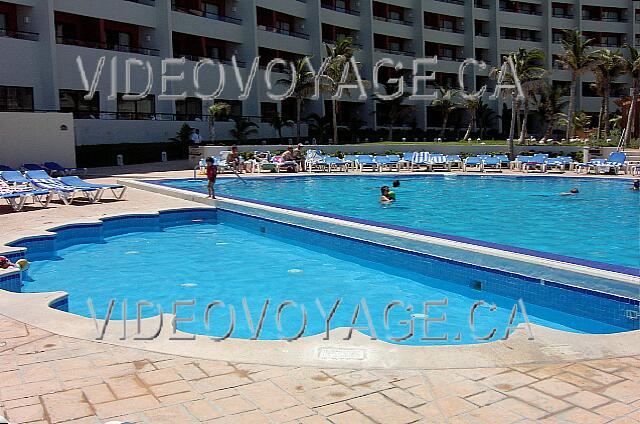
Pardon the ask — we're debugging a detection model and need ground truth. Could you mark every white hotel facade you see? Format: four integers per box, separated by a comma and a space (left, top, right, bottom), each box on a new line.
0, 0, 638, 144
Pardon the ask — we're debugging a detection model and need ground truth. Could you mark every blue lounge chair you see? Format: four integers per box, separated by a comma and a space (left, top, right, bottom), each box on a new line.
428, 154, 450, 171
342, 155, 359, 171
324, 156, 348, 172
575, 158, 606, 174
602, 152, 627, 174
398, 152, 414, 170
59, 176, 127, 200
356, 155, 378, 171
482, 156, 502, 172
522, 154, 549, 173
25, 170, 100, 204
463, 156, 482, 172
446, 155, 463, 169
43, 162, 87, 177
21, 163, 47, 172
411, 152, 430, 171
0, 170, 31, 185
0, 180, 51, 211
543, 156, 573, 173
374, 155, 396, 172
495, 155, 510, 168
512, 155, 533, 170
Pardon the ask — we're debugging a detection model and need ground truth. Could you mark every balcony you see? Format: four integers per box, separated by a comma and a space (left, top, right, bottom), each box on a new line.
320, 3, 360, 16
552, 12, 574, 19
56, 38, 159, 56
502, 34, 541, 42
499, 7, 541, 16
258, 25, 309, 40
425, 25, 464, 34
374, 47, 414, 56
474, 0, 490, 9
434, 0, 464, 5
0, 29, 38, 41
171, 5, 242, 24
124, 0, 155, 5
322, 38, 362, 48
373, 16, 411, 26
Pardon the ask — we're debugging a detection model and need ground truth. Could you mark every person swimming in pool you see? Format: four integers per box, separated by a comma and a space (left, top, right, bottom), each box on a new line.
632, 180, 639, 191
380, 186, 394, 203
560, 188, 579, 196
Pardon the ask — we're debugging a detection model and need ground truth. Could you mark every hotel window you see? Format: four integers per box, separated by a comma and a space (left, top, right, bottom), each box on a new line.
389, 9, 401, 21
0, 86, 34, 111
106, 30, 132, 50
388, 40, 401, 51
203, 2, 220, 17
176, 97, 202, 121
117, 94, 155, 119
209, 46, 221, 60
0, 13, 6, 33
59, 89, 100, 119
55, 22, 76, 43
336, 0, 347, 10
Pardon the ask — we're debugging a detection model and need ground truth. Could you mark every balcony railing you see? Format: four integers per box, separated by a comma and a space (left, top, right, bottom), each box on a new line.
322, 38, 363, 48
499, 7, 542, 16
474, 1, 490, 9
438, 55, 466, 62
259, 26, 310, 40
176, 55, 246, 67
374, 47, 414, 56
591, 41, 624, 48
56, 38, 160, 56
320, 3, 360, 16
582, 15, 627, 23
373, 15, 412, 26
425, 25, 464, 34
552, 12, 574, 19
0, 29, 39, 41
434, 0, 464, 6
171, 5, 242, 24
501, 34, 542, 42
475, 31, 490, 37
125, 0, 155, 5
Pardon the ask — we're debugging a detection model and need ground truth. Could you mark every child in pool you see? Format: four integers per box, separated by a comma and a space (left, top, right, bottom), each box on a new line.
387, 180, 400, 200
206, 157, 218, 199
380, 186, 394, 203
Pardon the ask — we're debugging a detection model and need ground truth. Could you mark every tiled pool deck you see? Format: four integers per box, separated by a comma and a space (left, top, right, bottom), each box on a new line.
0, 162, 639, 423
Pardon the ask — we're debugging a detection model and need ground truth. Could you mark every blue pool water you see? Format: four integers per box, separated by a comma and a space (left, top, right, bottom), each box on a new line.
159, 175, 640, 269
21, 216, 630, 345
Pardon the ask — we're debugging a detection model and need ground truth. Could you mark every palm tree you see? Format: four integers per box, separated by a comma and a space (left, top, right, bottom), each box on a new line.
270, 115, 295, 142
230, 118, 259, 143
373, 83, 414, 141
278, 58, 316, 144
557, 30, 600, 140
306, 113, 331, 142
322, 38, 359, 144
512, 48, 546, 144
207, 102, 231, 143
592, 49, 626, 140
621, 44, 640, 148
476, 100, 496, 139
459, 94, 482, 141
535, 82, 568, 142
431, 88, 458, 138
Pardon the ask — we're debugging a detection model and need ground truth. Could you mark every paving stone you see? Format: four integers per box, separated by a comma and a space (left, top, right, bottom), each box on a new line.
184, 399, 223, 421
482, 371, 537, 392
82, 384, 116, 405
5, 403, 45, 423
565, 390, 610, 409
211, 395, 256, 415
594, 401, 636, 419
563, 364, 624, 385
488, 398, 546, 420
549, 407, 609, 424
143, 404, 195, 424
93, 395, 160, 419
464, 389, 507, 406
237, 380, 299, 413
328, 410, 375, 424
381, 387, 427, 408
205, 409, 271, 424
414, 396, 477, 420
190, 373, 253, 393
157, 390, 203, 405
602, 380, 640, 404
530, 377, 580, 397
507, 387, 571, 413
268, 404, 316, 422
347, 393, 421, 424
149, 380, 192, 398
137, 368, 182, 386
41, 389, 94, 423
0, 380, 62, 401
315, 401, 351, 416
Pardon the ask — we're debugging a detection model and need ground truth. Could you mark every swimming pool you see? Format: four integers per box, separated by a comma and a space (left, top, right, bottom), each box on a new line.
158, 175, 640, 271
5, 209, 637, 345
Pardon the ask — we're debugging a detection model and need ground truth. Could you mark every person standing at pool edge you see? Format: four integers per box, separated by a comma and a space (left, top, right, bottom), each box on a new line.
206, 157, 217, 199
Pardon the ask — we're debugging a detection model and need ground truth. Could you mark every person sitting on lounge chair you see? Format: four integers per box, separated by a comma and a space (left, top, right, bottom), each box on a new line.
282, 146, 295, 162
293, 144, 305, 171
227, 146, 243, 173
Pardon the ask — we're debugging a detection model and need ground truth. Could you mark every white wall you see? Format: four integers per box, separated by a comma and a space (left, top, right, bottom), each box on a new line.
0, 112, 77, 168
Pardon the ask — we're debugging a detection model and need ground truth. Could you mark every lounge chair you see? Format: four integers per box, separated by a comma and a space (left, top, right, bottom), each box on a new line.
446, 155, 463, 170
397, 152, 414, 171
543, 157, 573, 173
21, 163, 47, 172
374, 156, 397, 172
59, 176, 127, 200
272, 156, 298, 172
521, 154, 549, 173
482, 156, 502, 172
0, 180, 51, 211
0, 170, 31, 186
512, 155, 533, 170
356, 155, 378, 172
24, 170, 100, 204
575, 159, 606, 174
324, 156, 348, 172
304, 150, 324, 171
43, 162, 87, 176
342, 155, 359, 171
411, 152, 430, 171
427, 154, 450, 171
463, 156, 483, 172
599, 152, 627, 175
495, 155, 511, 168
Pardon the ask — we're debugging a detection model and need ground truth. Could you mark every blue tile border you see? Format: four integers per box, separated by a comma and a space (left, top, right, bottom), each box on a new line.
147, 178, 640, 278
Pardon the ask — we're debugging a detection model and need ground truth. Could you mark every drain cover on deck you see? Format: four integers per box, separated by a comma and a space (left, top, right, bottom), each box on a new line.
318, 347, 366, 361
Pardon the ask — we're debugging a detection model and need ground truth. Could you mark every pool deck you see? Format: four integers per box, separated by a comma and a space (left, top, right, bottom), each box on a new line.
0, 161, 639, 423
